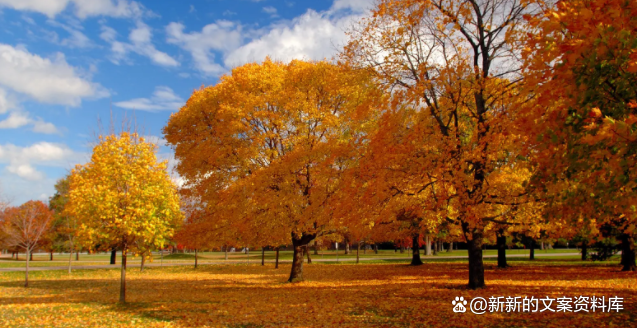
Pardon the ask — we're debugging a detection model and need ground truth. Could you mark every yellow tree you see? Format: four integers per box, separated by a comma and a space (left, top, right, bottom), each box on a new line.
344, 0, 544, 288
164, 59, 383, 282
67, 132, 183, 303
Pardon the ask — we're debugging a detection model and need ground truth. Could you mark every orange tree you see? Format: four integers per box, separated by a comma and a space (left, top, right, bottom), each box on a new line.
0, 200, 54, 287
164, 59, 383, 282
66, 132, 183, 302
521, 0, 637, 270
343, 0, 544, 288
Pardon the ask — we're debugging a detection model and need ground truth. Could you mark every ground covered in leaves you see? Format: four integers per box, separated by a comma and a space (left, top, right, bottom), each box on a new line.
0, 262, 635, 327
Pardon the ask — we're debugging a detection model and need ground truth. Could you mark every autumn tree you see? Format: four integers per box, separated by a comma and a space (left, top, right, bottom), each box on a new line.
164, 59, 383, 282
1, 201, 54, 287
521, 0, 637, 271
344, 0, 544, 288
66, 132, 183, 302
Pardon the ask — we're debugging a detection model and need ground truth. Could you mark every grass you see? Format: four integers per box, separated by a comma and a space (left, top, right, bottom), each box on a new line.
0, 248, 583, 269
0, 259, 634, 327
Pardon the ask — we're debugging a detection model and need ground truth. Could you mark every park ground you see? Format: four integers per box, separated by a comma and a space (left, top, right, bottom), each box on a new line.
0, 251, 635, 327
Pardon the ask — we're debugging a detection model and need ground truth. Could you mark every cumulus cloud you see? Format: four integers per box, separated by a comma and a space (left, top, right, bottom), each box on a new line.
114, 86, 184, 112
166, 0, 371, 75
0, 43, 106, 106
166, 21, 243, 76
0, 142, 85, 181
101, 22, 179, 67
0, 0, 146, 19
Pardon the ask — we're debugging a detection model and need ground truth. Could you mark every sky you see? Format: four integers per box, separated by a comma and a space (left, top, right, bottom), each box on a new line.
0, 0, 373, 205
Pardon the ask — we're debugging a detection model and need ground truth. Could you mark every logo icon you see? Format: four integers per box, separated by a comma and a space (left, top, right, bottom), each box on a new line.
453, 296, 468, 313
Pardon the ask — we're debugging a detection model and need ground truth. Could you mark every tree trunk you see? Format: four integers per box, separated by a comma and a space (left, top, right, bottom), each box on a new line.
288, 234, 314, 283
620, 233, 636, 271
141, 253, 146, 272
497, 230, 508, 268
529, 239, 535, 260
76, 251, 79, 261
432, 240, 437, 255
110, 248, 117, 265
467, 232, 486, 289
30, 252, 33, 261
305, 246, 312, 264
261, 247, 265, 266
275, 247, 279, 269
400, 245, 404, 253
345, 242, 350, 255
448, 242, 453, 252
68, 241, 73, 274
356, 242, 360, 264
120, 246, 127, 303
581, 240, 588, 261
374, 244, 378, 254
50, 251, 53, 261
225, 246, 228, 260
25, 248, 30, 288
411, 233, 423, 266
313, 243, 319, 255
195, 249, 198, 269
363, 242, 367, 255
541, 241, 545, 250
425, 235, 432, 256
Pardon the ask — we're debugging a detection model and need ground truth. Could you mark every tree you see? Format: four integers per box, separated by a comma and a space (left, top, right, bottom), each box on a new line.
164, 59, 383, 282
344, 0, 543, 288
1, 201, 54, 287
49, 175, 79, 273
521, 0, 637, 271
66, 132, 183, 302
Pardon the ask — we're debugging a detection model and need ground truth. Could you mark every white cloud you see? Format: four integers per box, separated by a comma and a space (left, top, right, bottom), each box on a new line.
166, 0, 371, 74
0, 110, 60, 134
0, 43, 106, 106
0, 142, 84, 181
263, 6, 278, 17
114, 86, 184, 112
0, 0, 146, 19
102, 22, 179, 67
0, 88, 15, 114
166, 21, 243, 76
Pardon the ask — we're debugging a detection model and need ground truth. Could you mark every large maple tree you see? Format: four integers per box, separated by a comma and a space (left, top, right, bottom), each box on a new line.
164, 59, 383, 282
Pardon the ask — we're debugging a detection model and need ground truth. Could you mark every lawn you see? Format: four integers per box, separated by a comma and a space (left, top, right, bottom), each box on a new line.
0, 260, 634, 327
0, 248, 582, 268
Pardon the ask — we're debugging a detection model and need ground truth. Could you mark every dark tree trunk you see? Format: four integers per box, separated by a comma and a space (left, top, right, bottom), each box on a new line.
467, 232, 486, 289
529, 239, 535, 260
400, 245, 405, 253
275, 247, 279, 269
30, 252, 33, 261
313, 243, 319, 255
374, 244, 378, 254
194, 249, 198, 269
288, 234, 315, 283
432, 240, 437, 255
356, 242, 360, 264
363, 242, 366, 255
225, 246, 228, 260
581, 241, 588, 261
261, 247, 265, 266
447, 242, 453, 252
25, 249, 30, 287
120, 246, 127, 303
305, 246, 312, 264
620, 234, 636, 271
76, 251, 79, 261
50, 251, 53, 261
411, 233, 423, 266
141, 253, 146, 272
110, 248, 117, 264
496, 229, 508, 268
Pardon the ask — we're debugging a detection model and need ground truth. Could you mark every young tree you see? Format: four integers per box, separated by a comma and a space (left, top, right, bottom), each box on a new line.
1, 201, 54, 287
66, 132, 183, 302
164, 59, 383, 282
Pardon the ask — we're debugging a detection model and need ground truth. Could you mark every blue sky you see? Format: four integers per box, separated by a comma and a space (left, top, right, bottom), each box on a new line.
0, 0, 372, 204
